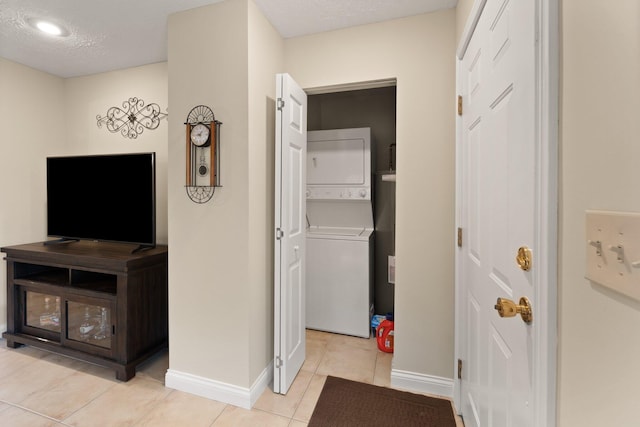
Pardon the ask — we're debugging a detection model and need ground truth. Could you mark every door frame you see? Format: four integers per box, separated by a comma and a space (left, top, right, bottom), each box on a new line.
453, 1, 559, 426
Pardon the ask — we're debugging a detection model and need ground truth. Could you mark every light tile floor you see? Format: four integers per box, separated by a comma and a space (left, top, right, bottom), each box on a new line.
0, 330, 463, 426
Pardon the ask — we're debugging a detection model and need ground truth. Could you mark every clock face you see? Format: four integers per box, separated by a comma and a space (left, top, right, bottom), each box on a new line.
190, 123, 210, 147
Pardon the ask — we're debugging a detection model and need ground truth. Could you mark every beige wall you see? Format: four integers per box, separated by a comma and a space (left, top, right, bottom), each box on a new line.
63, 63, 169, 244
0, 0, 460, 401
168, 0, 251, 387
285, 9, 457, 379
247, 0, 284, 382
455, 0, 475, 45
167, 0, 281, 390
0, 4, 458, 396
0, 58, 66, 331
0, 59, 168, 337
168, 2, 458, 395
166, 4, 457, 392
4, 0, 639, 422
559, 1, 640, 425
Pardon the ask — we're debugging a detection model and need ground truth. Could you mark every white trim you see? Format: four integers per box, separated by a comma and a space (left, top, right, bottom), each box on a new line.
453, 58, 464, 413
304, 78, 397, 95
456, 0, 488, 60
390, 369, 454, 398
273, 73, 284, 395
249, 363, 273, 407
454, 1, 482, 414
165, 364, 273, 409
533, 0, 559, 426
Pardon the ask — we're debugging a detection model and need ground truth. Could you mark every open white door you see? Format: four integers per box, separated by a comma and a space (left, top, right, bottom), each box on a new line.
274, 73, 307, 394
455, 0, 557, 426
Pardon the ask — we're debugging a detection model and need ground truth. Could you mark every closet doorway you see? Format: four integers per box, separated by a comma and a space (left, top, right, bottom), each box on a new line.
307, 85, 397, 319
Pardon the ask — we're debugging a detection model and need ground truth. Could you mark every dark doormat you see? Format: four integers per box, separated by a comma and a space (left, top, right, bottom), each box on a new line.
308, 376, 457, 427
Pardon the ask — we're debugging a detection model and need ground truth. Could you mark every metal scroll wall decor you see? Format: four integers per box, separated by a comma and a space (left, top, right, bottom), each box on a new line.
96, 97, 168, 139
184, 105, 222, 204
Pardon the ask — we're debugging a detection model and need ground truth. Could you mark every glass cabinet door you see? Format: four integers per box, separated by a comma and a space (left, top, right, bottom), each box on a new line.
25, 291, 61, 333
66, 301, 112, 349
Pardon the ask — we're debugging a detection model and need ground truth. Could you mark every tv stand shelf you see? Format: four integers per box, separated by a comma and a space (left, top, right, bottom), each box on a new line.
1, 241, 168, 381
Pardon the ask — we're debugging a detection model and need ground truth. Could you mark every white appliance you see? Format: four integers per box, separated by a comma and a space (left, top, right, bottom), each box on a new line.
305, 128, 374, 338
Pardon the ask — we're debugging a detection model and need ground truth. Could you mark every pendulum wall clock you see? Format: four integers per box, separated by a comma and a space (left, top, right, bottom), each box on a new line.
184, 105, 222, 203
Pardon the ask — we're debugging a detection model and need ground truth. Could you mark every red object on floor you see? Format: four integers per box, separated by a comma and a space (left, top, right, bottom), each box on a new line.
376, 319, 394, 353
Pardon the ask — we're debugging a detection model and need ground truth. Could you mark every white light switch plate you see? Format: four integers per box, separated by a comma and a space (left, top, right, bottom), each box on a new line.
585, 210, 640, 301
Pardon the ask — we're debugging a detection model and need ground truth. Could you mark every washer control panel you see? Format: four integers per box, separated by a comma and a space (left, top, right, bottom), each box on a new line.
306, 187, 370, 200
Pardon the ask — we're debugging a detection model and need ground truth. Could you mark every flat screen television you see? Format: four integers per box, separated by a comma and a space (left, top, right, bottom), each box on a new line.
47, 152, 156, 248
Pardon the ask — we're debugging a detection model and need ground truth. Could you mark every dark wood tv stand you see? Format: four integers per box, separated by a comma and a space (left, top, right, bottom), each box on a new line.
1, 240, 168, 381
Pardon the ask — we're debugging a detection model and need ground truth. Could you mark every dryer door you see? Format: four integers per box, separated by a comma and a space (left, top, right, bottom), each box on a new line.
307, 137, 365, 185
307, 128, 371, 187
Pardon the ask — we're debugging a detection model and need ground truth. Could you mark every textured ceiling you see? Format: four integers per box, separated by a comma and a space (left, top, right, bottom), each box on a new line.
254, 0, 457, 38
0, 0, 456, 78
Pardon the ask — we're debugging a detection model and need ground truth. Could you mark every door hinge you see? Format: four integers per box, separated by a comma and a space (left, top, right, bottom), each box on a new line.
458, 359, 463, 379
277, 98, 285, 111
457, 227, 463, 247
275, 356, 283, 368
457, 95, 463, 116
276, 228, 284, 240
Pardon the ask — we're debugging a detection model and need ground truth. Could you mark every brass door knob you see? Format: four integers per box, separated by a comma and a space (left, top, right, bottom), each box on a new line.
494, 297, 532, 324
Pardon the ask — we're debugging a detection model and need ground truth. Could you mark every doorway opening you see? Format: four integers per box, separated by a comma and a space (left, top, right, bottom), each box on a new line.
306, 84, 397, 328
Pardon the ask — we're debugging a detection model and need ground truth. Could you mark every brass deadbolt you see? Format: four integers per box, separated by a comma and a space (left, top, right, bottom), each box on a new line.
516, 246, 532, 271
494, 297, 533, 324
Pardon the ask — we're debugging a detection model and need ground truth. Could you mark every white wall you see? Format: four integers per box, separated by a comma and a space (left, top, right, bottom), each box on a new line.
284, 10, 457, 380
559, 1, 640, 425
63, 63, 169, 244
0, 58, 66, 332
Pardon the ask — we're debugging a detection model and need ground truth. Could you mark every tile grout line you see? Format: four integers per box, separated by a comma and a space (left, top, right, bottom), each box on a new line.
289, 336, 330, 424
206, 401, 228, 427
58, 378, 119, 424
1, 332, 393, 426
0, 400, 68, 425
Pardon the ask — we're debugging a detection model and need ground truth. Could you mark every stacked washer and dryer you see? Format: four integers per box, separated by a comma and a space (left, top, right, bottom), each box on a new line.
305, 127, 374, 338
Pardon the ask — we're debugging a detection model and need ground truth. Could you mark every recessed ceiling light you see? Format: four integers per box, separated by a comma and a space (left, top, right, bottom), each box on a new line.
27, 18, 69, 37
36, 21, 62, 35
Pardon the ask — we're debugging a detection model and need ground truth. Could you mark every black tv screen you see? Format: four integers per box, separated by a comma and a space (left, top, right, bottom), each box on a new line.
47, 152, 156, 246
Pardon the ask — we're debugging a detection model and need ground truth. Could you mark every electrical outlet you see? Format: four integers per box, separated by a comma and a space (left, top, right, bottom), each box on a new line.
388, 255, 395, 285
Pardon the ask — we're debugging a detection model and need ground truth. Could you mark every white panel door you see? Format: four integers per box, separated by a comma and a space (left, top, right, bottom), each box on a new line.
274, 73, 307, 394
459, 0, 537, 425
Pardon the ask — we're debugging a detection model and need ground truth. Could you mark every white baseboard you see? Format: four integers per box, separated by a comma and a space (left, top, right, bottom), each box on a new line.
165, 363, 273, 409
390, 369, 454, 398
